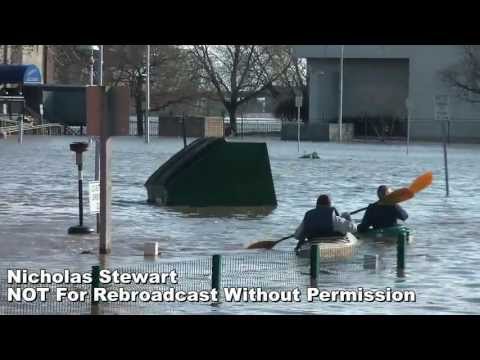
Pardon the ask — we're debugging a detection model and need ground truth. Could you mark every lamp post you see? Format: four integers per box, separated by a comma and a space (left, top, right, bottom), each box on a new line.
78, 45, 100, 86
68, 142, 94, 234
78, 45, 101, 232
99, 45, 104, 86
145, 45, 151, 144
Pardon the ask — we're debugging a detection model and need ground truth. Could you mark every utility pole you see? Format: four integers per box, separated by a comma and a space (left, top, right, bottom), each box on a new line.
145, 45, 150, 144
99, 46, 104, 86
339, 45, 344, 143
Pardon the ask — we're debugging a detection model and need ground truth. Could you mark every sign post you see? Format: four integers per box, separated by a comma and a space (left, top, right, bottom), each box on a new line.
86, 86, 130, 254
89, 181, 100, 215
295, 94, 303, 152
405, 98, 411, 155
434, 95, 450, 197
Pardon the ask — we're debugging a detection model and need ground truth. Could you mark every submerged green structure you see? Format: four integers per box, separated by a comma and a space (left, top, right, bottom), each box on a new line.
145, 138, 277, 207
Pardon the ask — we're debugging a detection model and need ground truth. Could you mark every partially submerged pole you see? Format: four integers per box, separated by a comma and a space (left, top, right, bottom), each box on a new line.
17, 115, 23, 144
68, 142, 93, 234
406, 98, 411, 155
297, 105, 301, 152
94, 138, 100, 233
338, 45, 344, 143
397, 231, 406, 277
434, 95, 450, 197
295, 92, 303, 152
181, 113, 187, 148
145, 45, 150, 144
442, 120, 450, 197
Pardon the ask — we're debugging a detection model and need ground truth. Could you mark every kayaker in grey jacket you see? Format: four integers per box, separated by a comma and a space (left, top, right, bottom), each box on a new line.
357, 185, 408, 232
294, 194, 357, 252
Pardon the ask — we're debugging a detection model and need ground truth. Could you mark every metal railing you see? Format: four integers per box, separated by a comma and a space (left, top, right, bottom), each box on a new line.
0, 122, 64, 136
233, 118, 282, 136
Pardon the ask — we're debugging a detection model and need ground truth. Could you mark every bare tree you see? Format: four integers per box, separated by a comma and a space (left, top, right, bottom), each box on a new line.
104, 45, 200, 136
47, 45, 199, 135
441, 45, 480, 103
266, 46, 308, 121
189, 45, 292, 133
47, 45, 91, 84
0, 45, 43, 65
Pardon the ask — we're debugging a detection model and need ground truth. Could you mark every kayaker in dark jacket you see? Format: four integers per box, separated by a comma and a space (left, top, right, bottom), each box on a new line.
294, 194, 357, 252
357, 185, 408, 232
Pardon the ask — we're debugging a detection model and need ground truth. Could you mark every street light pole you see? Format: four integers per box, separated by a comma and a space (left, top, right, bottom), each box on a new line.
89, 49, 95, 86
339, 45, 344, 143
145, 45, 150, 144
79, 45, 101, 232
99, 45, 104, 86
295, 91, 303, 153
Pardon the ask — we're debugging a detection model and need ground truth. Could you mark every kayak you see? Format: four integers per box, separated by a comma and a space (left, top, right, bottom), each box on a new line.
356, 225, 413, 243
296, 233, 358, 258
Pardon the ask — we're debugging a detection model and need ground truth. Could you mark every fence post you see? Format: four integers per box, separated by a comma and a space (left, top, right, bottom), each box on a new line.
91, 265, 101, 314
397, 232, 406, 276
211, 254, 222, 291
310, 244, 320, 279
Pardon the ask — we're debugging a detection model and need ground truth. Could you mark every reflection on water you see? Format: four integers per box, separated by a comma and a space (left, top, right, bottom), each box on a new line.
161, 206, 275, 219
1, 135, 480, 314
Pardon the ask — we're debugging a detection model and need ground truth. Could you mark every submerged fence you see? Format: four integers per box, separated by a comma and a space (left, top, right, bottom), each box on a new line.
0, 233, 409, 315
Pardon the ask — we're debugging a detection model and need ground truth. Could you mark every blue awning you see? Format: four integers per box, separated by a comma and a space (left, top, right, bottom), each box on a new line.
0, 64, 42, 84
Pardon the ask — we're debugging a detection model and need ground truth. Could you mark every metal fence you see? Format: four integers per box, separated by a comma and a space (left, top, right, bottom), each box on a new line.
0, 234, 409, 315
127, 117, 282, 137
234, 117, 282, 136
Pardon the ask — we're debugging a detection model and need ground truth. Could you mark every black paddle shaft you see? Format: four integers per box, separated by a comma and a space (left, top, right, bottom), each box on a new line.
350, 206, 368, 216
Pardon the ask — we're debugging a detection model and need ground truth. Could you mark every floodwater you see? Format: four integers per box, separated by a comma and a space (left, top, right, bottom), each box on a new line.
1, 135, 479, 315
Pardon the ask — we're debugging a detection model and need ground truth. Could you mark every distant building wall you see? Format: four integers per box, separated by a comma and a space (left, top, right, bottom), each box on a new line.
293, 45, 480, 142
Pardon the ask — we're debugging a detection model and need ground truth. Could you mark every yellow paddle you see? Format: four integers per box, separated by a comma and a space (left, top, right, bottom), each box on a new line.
350, 171, 433, 215
408, 171, 433, 194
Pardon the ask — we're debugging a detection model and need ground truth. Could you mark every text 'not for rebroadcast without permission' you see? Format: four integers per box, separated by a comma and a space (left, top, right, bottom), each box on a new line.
5, 270, 417, 303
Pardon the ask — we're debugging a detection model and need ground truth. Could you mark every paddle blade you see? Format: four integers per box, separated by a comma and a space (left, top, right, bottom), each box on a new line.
246, 241, 277, 250
409, 171, 433, 194
381, 188, 414, 205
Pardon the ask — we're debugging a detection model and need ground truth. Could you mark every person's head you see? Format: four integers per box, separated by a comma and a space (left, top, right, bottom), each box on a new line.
316, 194, 332, 208
377, 185, 392, 200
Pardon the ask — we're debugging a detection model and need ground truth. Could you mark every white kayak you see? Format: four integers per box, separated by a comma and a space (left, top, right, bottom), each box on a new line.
296, 233, 358, 259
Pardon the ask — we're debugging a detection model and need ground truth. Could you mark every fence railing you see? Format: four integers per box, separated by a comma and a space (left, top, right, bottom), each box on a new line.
0, 232, 410, 315
233, 118, 282, 136
127, 117, 282, 137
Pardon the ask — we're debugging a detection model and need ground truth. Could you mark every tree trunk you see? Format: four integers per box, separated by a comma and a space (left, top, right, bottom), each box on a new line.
227, 107, 238, 135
